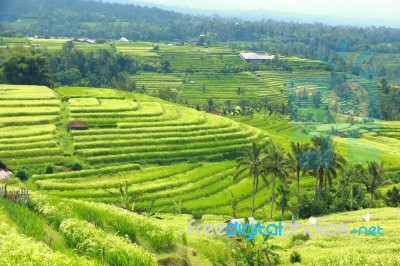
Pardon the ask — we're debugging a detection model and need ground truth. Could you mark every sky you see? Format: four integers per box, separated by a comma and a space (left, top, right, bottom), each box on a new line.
138, 0, 400, 21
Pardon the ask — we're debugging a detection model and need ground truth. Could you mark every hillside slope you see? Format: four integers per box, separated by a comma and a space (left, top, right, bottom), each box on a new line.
0, 84, 273, 219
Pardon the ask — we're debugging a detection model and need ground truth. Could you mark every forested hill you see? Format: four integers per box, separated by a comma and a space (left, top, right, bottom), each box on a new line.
1, 0, 400, 54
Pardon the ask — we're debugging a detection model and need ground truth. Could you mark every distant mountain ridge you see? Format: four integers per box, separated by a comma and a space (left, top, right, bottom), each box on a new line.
1, 0, 400, 56
97, 0, 400, 28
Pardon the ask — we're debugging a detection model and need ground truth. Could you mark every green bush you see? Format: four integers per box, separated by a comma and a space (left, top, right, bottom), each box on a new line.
67, 163, 82, 171
45, 165, 54, 174
298, 194, 329, 218
290, 251, 302, 263
386, 186, 400, 207
15, 168, 29, 181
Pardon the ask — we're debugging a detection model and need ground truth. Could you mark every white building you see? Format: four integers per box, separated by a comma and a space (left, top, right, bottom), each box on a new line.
239, 52, 275, 62
119, 37, 129, 42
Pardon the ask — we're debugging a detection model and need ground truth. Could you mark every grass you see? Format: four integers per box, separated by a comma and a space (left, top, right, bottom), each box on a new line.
0, 39, 399, 264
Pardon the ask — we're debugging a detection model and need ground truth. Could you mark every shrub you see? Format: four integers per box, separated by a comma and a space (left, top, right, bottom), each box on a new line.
386, 186, 400, 207
45, 165, 54, 174
67, 163, 82, 171
15, 168, 29, 181
298, 194, 329, 218
290, 251, 302, 263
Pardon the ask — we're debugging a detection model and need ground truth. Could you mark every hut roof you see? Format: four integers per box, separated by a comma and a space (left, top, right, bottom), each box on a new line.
0, 161, 13, 180
67, 121, 89, 130
206, 109, 220, 115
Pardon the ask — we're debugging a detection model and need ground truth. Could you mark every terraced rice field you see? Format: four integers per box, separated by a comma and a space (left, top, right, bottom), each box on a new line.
55, 87, 264, 166
130, 72, 184, 91
0, 85, 66, 167
32, 159, 310, 219
159, 45, 244, 72
0, 85, 271, 218
0, 85, 265, 169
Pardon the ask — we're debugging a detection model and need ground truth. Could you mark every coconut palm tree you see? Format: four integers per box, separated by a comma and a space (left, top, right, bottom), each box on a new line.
347, 187, 359, 211
364, 161, 388, 207
234, 142, 267, 217
260, 96, 270, 119
309, 136, 346, 199
263, 141, 291, 220
289, 141, 310, 219
275, 184, 290, 220
223, 100, 235, 116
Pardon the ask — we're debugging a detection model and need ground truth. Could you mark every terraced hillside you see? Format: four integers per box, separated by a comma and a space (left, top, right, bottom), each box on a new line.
0, 192, 234, 265
32, 159, 304, 218
58, 87, 264, 166
1, 37, 331, 108
0, 85, 263, 169
1, 189, 399, 265
0, 85, 67, 167
0, 85, 277, 218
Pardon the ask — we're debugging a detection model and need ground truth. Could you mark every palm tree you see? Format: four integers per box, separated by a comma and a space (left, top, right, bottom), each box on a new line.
309, 136, 346, 199
289, 141, 310, 219
223, 100, 235, 116
364, 161, 388, 207
347, 187, 359, 211
206, 98, 215, 111
201, 84, 207, 94
105, 181, 143, 210
263, 141, 291, 220
275, 185, 290, 220
234, 142, 267, 217
306, 113, 314, 123
260, 96, 270, 119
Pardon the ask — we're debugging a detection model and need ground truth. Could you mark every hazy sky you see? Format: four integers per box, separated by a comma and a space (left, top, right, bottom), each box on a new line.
141, 0, 400, 21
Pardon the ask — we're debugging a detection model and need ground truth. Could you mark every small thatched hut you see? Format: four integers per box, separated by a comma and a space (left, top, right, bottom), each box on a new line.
0, 161, 13, 180
67, 121, 89, 130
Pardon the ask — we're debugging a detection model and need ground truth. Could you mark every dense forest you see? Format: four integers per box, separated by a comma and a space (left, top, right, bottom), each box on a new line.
2, 0, 400, 56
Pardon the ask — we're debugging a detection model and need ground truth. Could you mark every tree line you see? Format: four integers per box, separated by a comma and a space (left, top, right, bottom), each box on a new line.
2, 0, 400, 55
235, 137, 399, 220
1, 41, 399, 120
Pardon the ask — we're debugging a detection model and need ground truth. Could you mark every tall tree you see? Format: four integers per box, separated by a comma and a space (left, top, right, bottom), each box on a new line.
234, 142, 267, 217
3, 50, 50, 85
260, 96, 270, 119
364, 161, 388, 207
275, 184, 290, 220
289, 141, 310, 219
309, 136, 346, 199
263, 141, 291, 220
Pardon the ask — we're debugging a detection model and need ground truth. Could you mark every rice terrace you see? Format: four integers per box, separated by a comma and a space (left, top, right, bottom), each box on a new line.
1, 0, 400, 265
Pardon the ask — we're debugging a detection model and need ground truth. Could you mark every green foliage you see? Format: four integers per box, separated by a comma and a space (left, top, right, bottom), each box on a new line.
44, 165, 54, 174
60, 218, 157, 265
234, 142, 266, 217
0, 209, 87, 265
364, 161, 388, 207
309, 136, 347, 199
151, 87, 178, 102
298, 193, 329, 218
231, 234, 285, 266
45, 41, 139, 88
15, 167, 28, 181
1, 199, 68, 252
66, 162, 82, 171
386, 186, 400, 207
290, 251, 302, 264
172, 199, 183, 214
105, 180, 143, 210
2, 47, 50, 85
